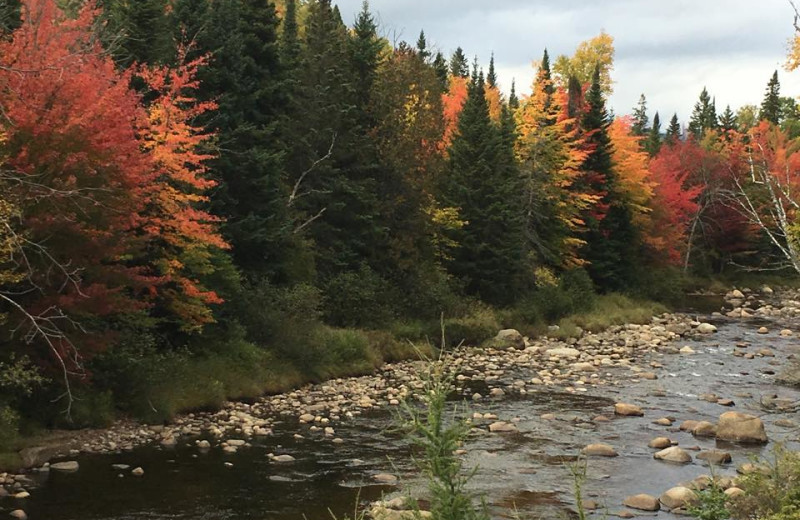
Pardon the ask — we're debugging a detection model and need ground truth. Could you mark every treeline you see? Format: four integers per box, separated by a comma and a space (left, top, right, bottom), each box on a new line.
0, 0, 798, 440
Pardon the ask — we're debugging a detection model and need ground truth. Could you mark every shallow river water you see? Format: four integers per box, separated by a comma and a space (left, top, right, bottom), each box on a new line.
10, 302, 800, 520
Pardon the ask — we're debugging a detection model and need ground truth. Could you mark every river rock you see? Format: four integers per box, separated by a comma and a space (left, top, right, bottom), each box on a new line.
160, 437, 177, 448
696, 323, 717, 334
716, 412, 768, 444
488, 421, 518, 433
757, 327, 769, 334
654, 417, 673, 426
780, 329, 793, 337
546, 347, 580, 358
582, 443, 618, 457
623, 494, 660, 511
111, 464, 130, 470
272, 454, 296, 463
13, 492, 29, 499
680, 346, 696, 354
724, 487, 745, 498
50, 461, 79, 473
614, 403, 643, 416
648, 437, 673, 449
654, 446, 692, 464
131, 467, 144, 477
692, 421, 717, 438
572, 362, 596, 373
299, 414, 315, 423
9, 511, 27, 520
659, 487, 697, 510
697, 450, 732, 464
373, 473, 398, 484
486, 329, 525, 350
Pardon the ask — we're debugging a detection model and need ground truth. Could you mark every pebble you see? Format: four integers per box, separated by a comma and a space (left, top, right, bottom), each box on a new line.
131, 467, 144, 477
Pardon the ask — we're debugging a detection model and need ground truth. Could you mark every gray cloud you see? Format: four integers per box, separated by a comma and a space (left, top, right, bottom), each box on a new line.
335, 0, 800, 122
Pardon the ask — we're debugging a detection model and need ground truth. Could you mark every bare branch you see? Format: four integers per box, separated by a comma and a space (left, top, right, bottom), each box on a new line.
288, 134, 336, 207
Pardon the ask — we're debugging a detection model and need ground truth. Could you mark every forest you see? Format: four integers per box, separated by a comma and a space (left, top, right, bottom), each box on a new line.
0, 0, 799, 446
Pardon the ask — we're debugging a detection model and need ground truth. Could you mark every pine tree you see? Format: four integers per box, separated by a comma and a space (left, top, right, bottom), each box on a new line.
666, 113, 681, 143
350, 1, 382, 113
416, 30, 430, 61
719, 105, 738, 135
432, 51, 448, 91
688, 87, 716, 138
567, 75, 583, 118
631, 94, 649, 136
280, 0, 301, 69
645, 111, 661, 156
449, 46, 468, 78
444, 71, 526, 304
100, 0, 173, 66
760, 70, 782, 125
580, 65, 636, 291
509, 79, 519, 110
487, 52, 497, 88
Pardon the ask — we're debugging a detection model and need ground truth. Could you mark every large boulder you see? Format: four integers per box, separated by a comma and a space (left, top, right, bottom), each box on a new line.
581, 443, 618, 457
615, 403, 644, 416
696, 323, 717, 334
716, 412, 768, 444
485, 329, 525, 350
623, 494, 660, 512
697, 450, 732, 465
654, 446, 692, 464
660, 487, 698, 510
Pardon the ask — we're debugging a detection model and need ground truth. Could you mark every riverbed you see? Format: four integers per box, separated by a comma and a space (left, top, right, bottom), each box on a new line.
4, 293, 800, 520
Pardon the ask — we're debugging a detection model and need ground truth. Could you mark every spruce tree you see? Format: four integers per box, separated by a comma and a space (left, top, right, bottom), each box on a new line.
101, 0, 173, 66
350, 1, 383, 114
567, 75, 583, 118
760, 70, 782, 125
580, 65, 636, 291
688, 87, 716, 138
666, 113, 681, 143
449, 47, 469, 78
280, 0, 302, 69
487, 53, 498, 88
509, 79, 519, 110
719, 105, 738, 134
631, 94, 649, 136
645, 111, 661, 156
445, 72, 526, 304
432, 51, 449, 91
416, 30, 430, 61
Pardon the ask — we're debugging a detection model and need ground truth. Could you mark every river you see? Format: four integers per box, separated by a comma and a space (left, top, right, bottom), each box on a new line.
7, 296, 800, 520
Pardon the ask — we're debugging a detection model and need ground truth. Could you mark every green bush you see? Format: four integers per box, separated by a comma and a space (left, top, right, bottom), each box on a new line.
0, 405, 19, 451
729, 446, 800, 520
322, 265, 396, 328
66, 390, 116, 428
442, 304, 500, 348
689, 483, 731, 520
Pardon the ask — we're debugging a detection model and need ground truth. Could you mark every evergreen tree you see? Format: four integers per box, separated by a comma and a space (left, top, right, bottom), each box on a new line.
760, 70, 782, 125
688, 87, 717, 138
581, 65, 636, 291
487, 53, 497, 88
541, 49, 555, 97
350, 1, 383, 114
280, 0, 302, 69
666, 113, 681, 143
444, 71, 526, 304
0, 0, 20, 34
631, 94, 649, 136
100, 0, 173, 66
449, 46, 469, 78
416, 30, 430, 61
509, 79, 519, 110
645, 111, 661, 156
567, 75, 583, 118
719, 105, 738, 134
432, 51, 449, 91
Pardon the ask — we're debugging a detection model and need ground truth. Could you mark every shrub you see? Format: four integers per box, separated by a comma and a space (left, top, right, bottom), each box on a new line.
322, 265, 396, 328
443, 304, 500, 348
689, 483, 731, 520
729, 445, 800, 520
0, 405, 19, 451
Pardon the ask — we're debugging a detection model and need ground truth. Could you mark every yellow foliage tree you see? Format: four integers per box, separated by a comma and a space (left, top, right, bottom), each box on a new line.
553, 31, 615, 94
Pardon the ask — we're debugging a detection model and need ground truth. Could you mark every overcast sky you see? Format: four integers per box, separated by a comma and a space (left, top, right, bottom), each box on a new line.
335, 0, 800, 124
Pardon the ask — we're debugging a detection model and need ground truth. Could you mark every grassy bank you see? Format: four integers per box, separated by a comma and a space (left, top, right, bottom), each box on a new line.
0, 269, 732, 467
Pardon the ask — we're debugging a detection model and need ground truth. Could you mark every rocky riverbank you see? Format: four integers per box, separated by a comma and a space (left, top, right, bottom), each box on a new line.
3, 286, 800, 520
